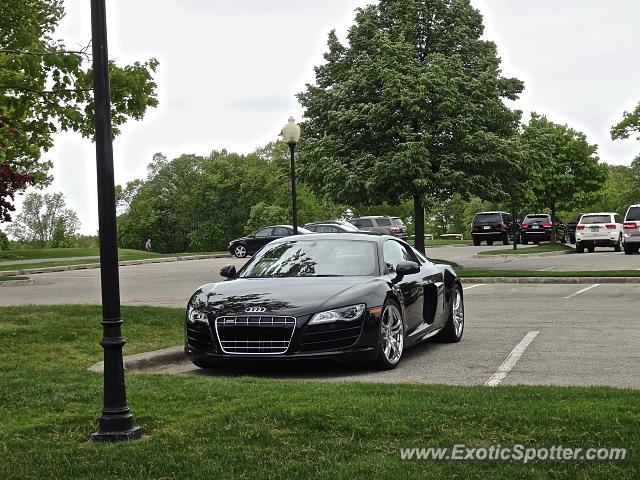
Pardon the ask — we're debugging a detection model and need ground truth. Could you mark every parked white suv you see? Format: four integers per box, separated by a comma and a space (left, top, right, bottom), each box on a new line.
575, 212, 623, 253
622, 204, 640, 255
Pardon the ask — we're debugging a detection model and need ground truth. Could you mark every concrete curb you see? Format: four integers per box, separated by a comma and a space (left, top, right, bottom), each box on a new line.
461, 276, 640, 284
473, 249, 573, 258
88, 346, 186, 373
1, 253, 233, 277
0, 279, 34, 287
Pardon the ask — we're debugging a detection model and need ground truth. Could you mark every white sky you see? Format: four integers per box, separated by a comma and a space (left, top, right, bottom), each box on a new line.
5, 0, 640, 235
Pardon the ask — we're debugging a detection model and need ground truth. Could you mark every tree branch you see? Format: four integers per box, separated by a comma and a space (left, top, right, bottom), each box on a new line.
0, 47, 91, 59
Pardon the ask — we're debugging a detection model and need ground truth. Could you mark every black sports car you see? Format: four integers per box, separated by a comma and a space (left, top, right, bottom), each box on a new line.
185, 234, 465, 370
228, 225, 312, 258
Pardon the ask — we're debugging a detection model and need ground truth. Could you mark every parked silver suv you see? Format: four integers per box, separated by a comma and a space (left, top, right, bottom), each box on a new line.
622, 204, 640, 255
349, 216, 408, 240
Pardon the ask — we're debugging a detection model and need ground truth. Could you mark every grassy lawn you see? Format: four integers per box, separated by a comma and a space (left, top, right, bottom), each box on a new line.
478, 244, 573, 255
1, 305, 638, 479
0, 276, 28, 281
0, 248, 227, 272
459, 269, 640, 277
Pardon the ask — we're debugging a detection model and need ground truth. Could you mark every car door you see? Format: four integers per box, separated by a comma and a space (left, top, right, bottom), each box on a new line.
250, 227, 274, 253
382, 240, 426, 335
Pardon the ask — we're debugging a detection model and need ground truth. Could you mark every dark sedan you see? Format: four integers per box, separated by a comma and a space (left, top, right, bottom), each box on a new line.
186, 234, 465, 370
228, 225, 311, 258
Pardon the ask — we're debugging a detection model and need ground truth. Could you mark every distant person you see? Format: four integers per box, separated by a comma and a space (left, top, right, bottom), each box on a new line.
145, 238, 152, 252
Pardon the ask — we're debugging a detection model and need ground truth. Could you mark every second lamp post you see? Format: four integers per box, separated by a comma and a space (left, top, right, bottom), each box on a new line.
282, 117, 301, 234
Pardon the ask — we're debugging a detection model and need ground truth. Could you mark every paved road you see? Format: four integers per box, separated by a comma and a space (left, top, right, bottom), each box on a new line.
428, 244, 640, 271
0, 257, 247, 307
154, 283, 640, 390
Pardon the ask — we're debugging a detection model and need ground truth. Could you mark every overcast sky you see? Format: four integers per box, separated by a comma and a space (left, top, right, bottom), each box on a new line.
5, 0, 640, 235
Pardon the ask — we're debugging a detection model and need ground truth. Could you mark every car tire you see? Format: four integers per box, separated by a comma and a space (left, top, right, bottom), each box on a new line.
374, 300, 404, 370
233, 244, 248, 258
587, 245, 595, 253
576, 242, 584, 253
502, 235, 509, 245
533, 240, 539, 245
487, 240, 494, 246
614, 236, 622, 252
623, 244, 634, 255
521, 237, 528, 245
434, 284, 464, 343
569, 235, 576, 244
473, 238, 481, 246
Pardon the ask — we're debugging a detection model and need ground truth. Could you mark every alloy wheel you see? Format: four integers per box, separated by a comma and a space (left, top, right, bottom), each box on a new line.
380, 304, 404, 364
451, 288, 464, 338
234, 245, 247, 258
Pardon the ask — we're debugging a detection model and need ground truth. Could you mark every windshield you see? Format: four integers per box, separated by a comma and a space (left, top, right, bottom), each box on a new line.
626, 207, 640, 221
523, 215, 550, 224
239, 239, 379, 277
473, 213, 501, 224
579, 214, 611, 224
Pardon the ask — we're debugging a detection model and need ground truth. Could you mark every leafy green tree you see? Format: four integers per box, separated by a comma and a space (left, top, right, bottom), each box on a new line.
611, 101, 640, 141
6, 191, 79, 247
0, 0, 158, 217
297, 0, 523, 252
244, 202, 289, 235
48, 216, 75, 248
521, 114, 607, 242
0, 229, 8, 250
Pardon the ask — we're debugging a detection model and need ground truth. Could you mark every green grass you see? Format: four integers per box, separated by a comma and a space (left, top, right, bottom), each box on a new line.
0, 248, 227, 271
0, 276, 28, 281
459, 269, 640, 277
0, 305, 638, 479
478, 244, 573, 255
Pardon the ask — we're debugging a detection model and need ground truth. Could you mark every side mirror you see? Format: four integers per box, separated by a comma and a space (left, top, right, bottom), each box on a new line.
220, 264, 236, 279
392, 261, 420, 284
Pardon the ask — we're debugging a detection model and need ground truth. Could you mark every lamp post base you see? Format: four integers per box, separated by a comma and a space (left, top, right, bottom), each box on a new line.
91, 426, 143, 443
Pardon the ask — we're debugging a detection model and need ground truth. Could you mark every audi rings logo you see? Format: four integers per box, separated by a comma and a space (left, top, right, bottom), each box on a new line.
245, 306, 267, 313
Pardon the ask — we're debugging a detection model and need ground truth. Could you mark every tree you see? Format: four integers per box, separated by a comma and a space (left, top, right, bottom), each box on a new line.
0, 0, 158, 219
48, 216, 75, 248
244, 202, 289, 234
521, 114, 607, 242
297, 0, 523, 252
611, 101, 640, 141
6, 191, 79, 247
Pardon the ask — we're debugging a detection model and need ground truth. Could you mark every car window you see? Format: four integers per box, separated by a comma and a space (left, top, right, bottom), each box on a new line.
383, 240, 414, 273
626, 207, 640, 221
254, 228, 273, 237
412, 247, 430, 264
352, 218, 373, 227
339, 223, 360, 232
523, 215, 550, 224
391, 218, 405, 226
473, 213, 501, 224
376, 218, 392, 226
272, 227, 291, 236
579, 215, 611, 224
615, 214, 622, 224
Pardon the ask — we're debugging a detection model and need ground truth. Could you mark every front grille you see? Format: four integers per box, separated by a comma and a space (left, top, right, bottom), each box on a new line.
214, 316, 296, 354
186, 321, 215, 352
297, 319, 363, 352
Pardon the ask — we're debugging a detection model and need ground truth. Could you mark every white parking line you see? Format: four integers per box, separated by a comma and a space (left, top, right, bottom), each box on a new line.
563, 284, 601, 299
463, 284, 484, 291
484, 331, 539, 387
538, 266, 556, 271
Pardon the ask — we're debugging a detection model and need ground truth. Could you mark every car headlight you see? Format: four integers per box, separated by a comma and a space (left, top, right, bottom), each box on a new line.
187, 305, 208, 324
309, 304, 365, 325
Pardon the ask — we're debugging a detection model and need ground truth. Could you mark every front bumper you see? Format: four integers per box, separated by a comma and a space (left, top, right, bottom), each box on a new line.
185, 309, 382, 364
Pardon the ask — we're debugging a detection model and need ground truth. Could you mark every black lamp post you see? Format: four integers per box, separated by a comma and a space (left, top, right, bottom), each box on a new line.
90, 0, 142, 442
282, 117, 301, 234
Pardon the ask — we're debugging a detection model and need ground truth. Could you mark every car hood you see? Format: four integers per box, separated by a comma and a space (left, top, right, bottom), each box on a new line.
191, 276, 380, 317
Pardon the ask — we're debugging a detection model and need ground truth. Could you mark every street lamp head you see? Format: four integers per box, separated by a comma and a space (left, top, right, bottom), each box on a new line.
282, 116, 301, 146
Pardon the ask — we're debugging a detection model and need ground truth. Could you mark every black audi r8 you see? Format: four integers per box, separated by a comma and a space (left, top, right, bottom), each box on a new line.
185, 234, 464, 370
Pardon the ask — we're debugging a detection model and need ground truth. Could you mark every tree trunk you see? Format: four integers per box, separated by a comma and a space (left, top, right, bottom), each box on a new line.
414, 194, 425, 253
550, 202, 556, 244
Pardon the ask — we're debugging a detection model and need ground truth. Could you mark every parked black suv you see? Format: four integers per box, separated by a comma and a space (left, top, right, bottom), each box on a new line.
471, 211, 517, 246
520, 214, 567, 244
567, 213, 585, 244
228, 225, 311, 258
349, 216, 408, 239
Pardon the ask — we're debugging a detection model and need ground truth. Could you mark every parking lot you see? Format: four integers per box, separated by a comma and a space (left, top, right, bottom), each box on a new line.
2, 247, 638, 389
